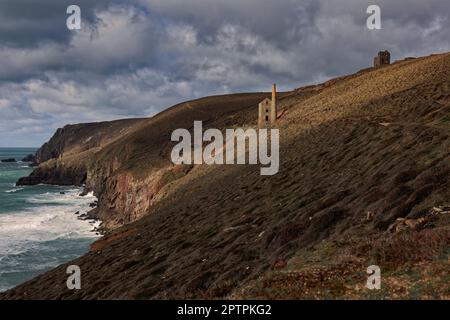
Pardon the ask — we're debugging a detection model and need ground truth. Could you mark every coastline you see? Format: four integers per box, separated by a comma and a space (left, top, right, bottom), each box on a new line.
0, 152, 101, 292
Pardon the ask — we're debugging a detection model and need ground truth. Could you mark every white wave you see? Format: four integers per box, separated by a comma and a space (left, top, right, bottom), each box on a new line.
26, 189, 96, 205
82, 191, 95, 197
5, 187, 24, 193
0, 190, 100, 257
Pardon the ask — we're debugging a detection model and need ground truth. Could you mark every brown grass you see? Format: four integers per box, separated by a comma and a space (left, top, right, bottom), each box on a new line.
359, 228, 450, 265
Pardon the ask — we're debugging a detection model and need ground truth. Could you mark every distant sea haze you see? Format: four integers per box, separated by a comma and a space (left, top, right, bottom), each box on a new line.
0, 148, 100, 292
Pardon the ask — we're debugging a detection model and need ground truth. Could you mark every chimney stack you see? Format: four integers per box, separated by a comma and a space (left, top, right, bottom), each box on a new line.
272, 83, 277, 103
271, 84, 277, 124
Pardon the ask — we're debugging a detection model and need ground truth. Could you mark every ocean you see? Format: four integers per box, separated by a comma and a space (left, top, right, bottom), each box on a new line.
0, 148, 100, 292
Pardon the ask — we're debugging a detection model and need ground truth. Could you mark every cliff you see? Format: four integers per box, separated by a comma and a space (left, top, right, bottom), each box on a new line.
34, 118, 145, 164
16, 118, 144, 186
3, 52, 450, 299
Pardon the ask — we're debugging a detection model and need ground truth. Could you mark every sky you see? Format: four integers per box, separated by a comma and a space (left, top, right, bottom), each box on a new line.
0, 0, 449, 147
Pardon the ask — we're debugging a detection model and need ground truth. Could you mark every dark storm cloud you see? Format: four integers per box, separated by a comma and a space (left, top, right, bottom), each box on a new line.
0, 0, 449, 147
140, 0, 450, 78
141, 0, 322, 48
0, 0, 116, 48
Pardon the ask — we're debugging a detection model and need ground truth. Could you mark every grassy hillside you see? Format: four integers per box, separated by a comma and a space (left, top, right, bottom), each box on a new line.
3, 52, 449, 299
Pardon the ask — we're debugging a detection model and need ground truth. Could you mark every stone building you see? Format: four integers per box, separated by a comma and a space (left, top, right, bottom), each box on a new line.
258, 84, 277, 128
374, 50, 391, 67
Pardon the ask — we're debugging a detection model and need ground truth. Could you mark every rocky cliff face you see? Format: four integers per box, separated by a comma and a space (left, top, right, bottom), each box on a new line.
17, 162, 87, 186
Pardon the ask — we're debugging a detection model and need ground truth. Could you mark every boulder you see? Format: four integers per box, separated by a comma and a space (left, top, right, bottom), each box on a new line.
16, 175, 43, 186
79, 188, 90, 197
21, 154, 36, 163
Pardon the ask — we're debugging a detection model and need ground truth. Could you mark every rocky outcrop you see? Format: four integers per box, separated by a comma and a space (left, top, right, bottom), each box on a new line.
21, 154, 36, 163
16, 163, 87, 186
1, 158, 16, 163
387, 206, 450, 233
91, 164, 193, 230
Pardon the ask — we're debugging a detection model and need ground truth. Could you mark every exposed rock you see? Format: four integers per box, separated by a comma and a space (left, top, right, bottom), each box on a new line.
1, 158, 16, 163
431, 206, 450, 215
21, 154, 36, 163
388, 206, 450, 233
16, 165, 87, 186
387, 217, 428, 233
79, 188, 90, 197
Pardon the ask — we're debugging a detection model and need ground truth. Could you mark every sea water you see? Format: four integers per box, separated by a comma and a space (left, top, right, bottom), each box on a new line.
0, 148, 100, 292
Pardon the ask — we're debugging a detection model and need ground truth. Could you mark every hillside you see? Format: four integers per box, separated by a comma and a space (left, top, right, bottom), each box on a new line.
34, 118, 146, 164
2, 52, 450, 299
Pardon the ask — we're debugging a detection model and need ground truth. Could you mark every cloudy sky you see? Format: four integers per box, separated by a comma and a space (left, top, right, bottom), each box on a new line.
0, 0, 449, 147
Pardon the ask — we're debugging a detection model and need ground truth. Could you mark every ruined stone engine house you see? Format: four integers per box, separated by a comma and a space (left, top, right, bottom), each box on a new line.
374, 50, 391, 68
258, 84, 278, 128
